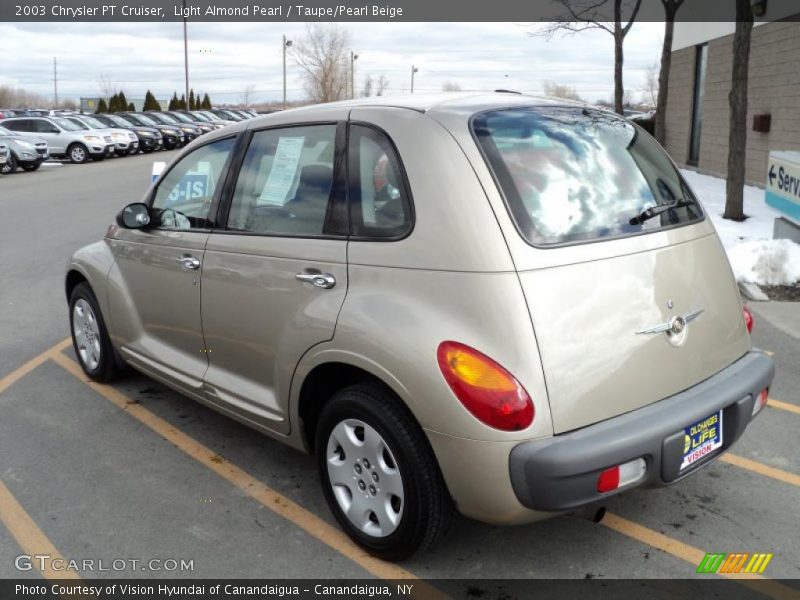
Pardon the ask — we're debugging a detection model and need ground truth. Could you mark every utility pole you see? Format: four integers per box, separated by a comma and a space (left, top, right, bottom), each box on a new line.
53, 57, 58, 108
182, 0, 189, 106
350, 50, 359, 99
283, 35, 292, 110
410, 65, 419, 94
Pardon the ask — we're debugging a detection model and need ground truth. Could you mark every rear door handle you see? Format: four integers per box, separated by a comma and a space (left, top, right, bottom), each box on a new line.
295, 272, 336, 289
176, 256, 201, 270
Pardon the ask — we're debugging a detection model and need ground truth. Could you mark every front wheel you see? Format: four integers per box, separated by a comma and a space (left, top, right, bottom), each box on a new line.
67, 143, 89, 164
316, 383, 454, 560
1, 153, 17, 174
69, 283, 123, 382
21, 162, 41, 172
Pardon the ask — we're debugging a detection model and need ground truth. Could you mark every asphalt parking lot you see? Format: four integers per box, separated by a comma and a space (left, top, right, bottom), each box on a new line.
0, 155, 799, 591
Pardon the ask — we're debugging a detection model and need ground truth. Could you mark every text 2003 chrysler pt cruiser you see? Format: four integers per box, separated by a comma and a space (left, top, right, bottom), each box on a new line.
66, 93, 774, 559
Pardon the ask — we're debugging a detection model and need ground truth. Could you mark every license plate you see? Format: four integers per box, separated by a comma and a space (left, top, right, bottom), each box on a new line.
680, 410, 723, 471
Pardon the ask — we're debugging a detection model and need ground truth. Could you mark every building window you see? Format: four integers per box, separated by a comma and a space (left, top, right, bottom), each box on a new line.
688, 43, 708, 166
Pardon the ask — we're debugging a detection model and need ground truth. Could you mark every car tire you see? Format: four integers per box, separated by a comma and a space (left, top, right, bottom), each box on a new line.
68, 283, 123, 383
1, 153, 17, 174
21, 162, 41, 172
315, 383, 455, 561
67, 143, 89, 164
142, 147, 153, 154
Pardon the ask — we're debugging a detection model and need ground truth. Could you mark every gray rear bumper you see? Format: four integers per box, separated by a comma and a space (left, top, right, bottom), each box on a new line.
509, 351, 774, 512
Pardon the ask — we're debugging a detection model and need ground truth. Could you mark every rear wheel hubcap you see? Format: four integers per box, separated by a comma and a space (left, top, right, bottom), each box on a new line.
326, 419, 404, 538
72, 299, 101, 371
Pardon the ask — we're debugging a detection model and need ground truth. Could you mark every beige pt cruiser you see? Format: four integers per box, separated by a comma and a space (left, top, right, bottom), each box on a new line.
66, 94, 774, 560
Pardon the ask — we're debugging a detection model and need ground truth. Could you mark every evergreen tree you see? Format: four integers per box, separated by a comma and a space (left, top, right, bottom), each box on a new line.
188, 89, 195, 110
96, 98, 108, 114
169, 92, 179, 111
179, 94, 187, 110
128, 102, 136, 111
118, 90, 128, 112
201, 93, 212, 109
143, 90, 160, 111
108, 93, 119, 112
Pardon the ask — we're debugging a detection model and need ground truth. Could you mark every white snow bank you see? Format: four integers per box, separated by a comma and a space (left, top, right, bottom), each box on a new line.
726, 239, 800, 285
680, 168, 800, 286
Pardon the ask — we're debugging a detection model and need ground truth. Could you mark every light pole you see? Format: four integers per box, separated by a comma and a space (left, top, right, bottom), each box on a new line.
350, 51, 359, 99
410, 65, 419, 94
283, 35, 292, 111
182, 0, 189, 107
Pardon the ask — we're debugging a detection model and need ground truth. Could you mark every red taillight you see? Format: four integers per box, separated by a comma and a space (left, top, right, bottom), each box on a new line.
437, 341, 534, 431
743, 306, 754, 334
597, 466, 620, 493
752, 388, 769, 416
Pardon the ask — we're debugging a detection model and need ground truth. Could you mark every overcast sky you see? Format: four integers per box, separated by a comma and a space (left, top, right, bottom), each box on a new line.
0, 22, 665, 105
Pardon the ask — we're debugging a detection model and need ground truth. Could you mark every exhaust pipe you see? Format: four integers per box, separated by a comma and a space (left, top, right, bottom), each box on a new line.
568, 505, 606, 523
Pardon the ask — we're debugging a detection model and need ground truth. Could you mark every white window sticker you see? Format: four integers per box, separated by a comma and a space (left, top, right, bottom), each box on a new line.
258, 136, 305, 205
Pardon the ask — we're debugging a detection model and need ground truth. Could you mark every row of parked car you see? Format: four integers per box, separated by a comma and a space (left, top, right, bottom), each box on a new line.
0, 108, 259, 174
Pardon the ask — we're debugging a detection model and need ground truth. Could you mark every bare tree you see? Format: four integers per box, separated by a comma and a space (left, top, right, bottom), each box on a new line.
643, 61, 659, 107
543, 80, 582, 101
442, 81, 462, 92
0, 85, 48, 108
97, 72, 116, 99
533, 0, 643, 115
376, 75, 389, 96
654, 0, 686, 144
724, 0, 754, 221
362, 74, 374, 97
239, 83, 257, 107
291, 24, 351, 103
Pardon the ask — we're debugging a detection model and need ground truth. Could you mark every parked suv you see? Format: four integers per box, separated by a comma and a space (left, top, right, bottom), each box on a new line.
0, 125, 49, 173
65, 115, 139, 157
141, 112, 203, 143
116, 113, 185, 150
91, 113, 163, 153
65, 94, 774, 560
3, 116, 113, 163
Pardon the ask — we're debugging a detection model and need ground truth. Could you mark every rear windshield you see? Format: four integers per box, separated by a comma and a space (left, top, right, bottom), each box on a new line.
472, 107, 703, 246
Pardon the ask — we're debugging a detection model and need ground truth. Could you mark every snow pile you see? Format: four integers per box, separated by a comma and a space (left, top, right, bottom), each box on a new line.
727, 239, 800, 285
680, 169, 800, 287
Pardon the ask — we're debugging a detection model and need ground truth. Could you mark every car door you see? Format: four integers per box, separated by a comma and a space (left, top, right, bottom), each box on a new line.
200, 114, 349, 434
31, 119, 67, 154
106, 136, 237, 399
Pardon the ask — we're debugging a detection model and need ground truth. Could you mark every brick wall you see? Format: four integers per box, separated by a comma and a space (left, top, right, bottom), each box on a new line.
664, 21, 800, 186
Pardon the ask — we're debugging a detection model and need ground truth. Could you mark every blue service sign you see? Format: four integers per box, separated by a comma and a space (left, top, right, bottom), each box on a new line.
766, 151, 800, 226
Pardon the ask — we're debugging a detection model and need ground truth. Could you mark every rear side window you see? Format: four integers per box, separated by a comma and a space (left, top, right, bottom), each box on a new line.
348, 125, 412, 239
227, 125, 338, 237
4, 120, 32, 132
472, 107, 703, 246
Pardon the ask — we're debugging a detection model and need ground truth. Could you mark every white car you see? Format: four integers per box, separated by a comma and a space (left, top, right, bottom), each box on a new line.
3, 116, 114, 163
65, 115, 139, 157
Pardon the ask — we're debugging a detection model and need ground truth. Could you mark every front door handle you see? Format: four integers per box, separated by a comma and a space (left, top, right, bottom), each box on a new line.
295, 272, 336, 289
176, 256, 201, 270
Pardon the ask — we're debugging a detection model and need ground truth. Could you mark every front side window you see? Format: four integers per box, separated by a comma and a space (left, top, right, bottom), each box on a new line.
472, 107, 703, 246
227, 125, 338, 237
150, 137, 235, 230
348, 125, 412, 238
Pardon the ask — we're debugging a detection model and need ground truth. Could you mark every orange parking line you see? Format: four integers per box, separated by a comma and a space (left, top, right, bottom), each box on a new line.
51, 352, 449, 597
721, 454, 800, 488
0, 478, 80, 580
602, 513, 799, 600
768, 398, 800, 416
0, 338, 71, 396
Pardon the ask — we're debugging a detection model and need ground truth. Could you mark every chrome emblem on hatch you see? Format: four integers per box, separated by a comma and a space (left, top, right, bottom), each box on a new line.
636, 309, 704, 335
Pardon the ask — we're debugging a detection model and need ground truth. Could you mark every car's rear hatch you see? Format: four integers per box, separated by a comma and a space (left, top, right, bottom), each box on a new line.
464, 104, 751, 433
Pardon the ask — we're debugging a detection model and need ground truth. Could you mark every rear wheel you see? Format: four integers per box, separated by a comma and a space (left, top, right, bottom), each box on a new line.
316, 383, 454, 560
69, 283, 123, 382
67, 143, 89, 164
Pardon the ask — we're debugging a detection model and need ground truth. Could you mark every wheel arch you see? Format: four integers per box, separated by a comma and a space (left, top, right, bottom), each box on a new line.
293, 352, 418, 453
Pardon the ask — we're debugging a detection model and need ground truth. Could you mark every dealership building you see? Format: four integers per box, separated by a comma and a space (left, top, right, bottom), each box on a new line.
664, 9, 800, 186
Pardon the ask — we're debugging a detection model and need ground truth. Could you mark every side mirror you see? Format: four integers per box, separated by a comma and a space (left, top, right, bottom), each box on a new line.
117, 203, 151, 229
49, 128, 60, 134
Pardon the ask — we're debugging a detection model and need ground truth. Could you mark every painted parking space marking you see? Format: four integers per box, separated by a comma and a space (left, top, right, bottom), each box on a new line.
602, 513, 799, 600
50, 352, 451, 598
768, 398, 800, 416
0, 478, 80, 580
0, 338, 71, 396
720, 453, 800, 488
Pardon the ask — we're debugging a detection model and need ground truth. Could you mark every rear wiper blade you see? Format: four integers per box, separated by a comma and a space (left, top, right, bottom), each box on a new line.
629, 200, 693, 225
